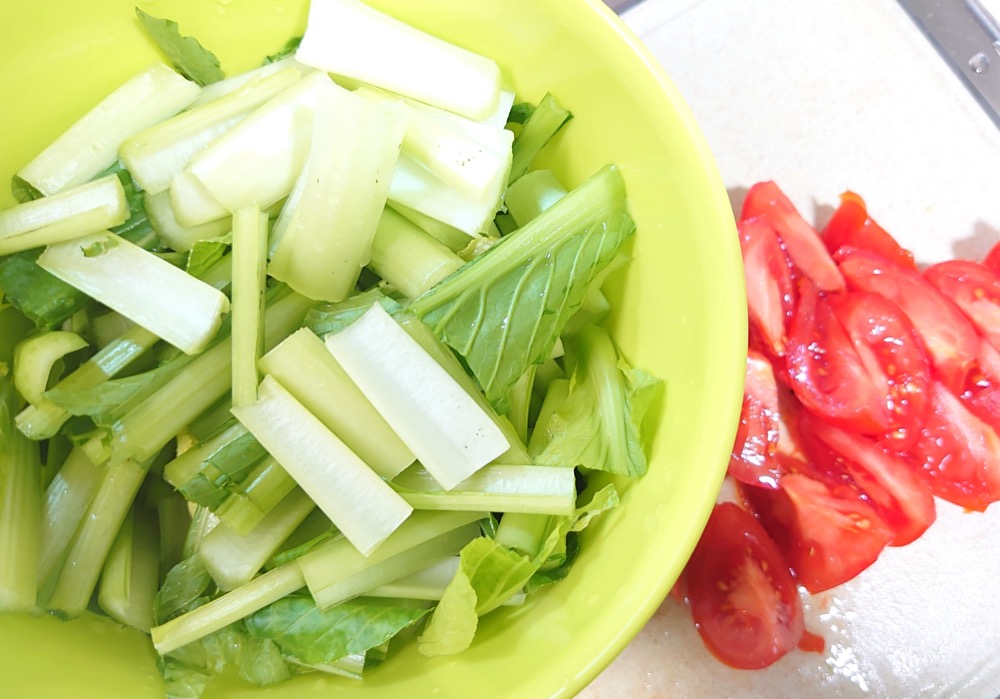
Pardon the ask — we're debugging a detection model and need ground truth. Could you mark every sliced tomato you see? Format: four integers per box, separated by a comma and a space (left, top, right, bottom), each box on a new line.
683, 502, 804, 669
796, 411, 935, 546
983, 239, 1000, 276
729, 351, 783, 487
785, 280, 891, 434
900, 380, 1000, 512
739, 217, 796, 357
835, 247, 980, 394
821, 191, 916, 270
962, 340, 1000, 429
741, 181, 845, 292
740, 456, 894, 593
924, 259, 1000, 353
826, 291, 931, 447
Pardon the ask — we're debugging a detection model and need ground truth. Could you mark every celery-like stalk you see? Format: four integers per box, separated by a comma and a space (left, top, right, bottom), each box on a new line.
268, 78, 404, 302
258, 328, 414, 480
297, 510, 482, 598
121, 67, 303, 195
36, 448, 103, 592
388, 202, 472, 252
18, 64, 200, 195
200, 488, 315, 591
232, 375, 413, 555
393, 463, 575, 515
189, 57, 308, 108
493, 512, 552, 558
504, 169, 568, 227
507, 367, 536, 446
366, 556, 524, 606
509, 93, 573, 183
151, 562, 305, 655
144, 190, 231, 253
37, 231, 231, 355
98, 503, 161, 632
169, 171, 231, 227
45, 456, 152, 616
0, 175, 128, 256
183, 72, 327, 223
296, 0, 501, 120
0, 380, 41, 611
88, 290, 312, 465
12, 330, 89, 406
324, 304, 509, 490
231, 205, 268, 407
368, 207, 464, 298
214, 456, 297, 536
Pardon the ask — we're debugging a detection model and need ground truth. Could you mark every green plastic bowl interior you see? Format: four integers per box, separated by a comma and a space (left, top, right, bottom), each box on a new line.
0, 0, 746, 697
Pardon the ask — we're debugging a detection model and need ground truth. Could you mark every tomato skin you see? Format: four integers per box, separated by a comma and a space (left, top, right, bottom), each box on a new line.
729, 351, 783, 487
796, 411, 936, 546
924, 259, 1000, 353
821, 191, 916, 270
684, 502, 804, 670
741, 181, 845, 292
739, 457, 894, 594
835, 247, 980, 394
826, 291, 932, 448
785, 280, 891, 434
983, 240, 1000, 277
739, 217, 796, 357
900, 381, 1000, 512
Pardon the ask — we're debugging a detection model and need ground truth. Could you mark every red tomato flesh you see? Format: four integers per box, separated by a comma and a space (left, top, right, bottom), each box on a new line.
835, 247, 980, 394
821, 191, 916, 270
924, 259, 1000, 353
785, 280, 891, 434
729, 351, 783, 487
739, 217, 796, 357
684, 502, 805, 669
741, 181, 845, 292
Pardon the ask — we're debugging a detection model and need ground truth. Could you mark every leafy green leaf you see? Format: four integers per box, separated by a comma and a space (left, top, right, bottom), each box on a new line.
246, 595, 429, 665
534, 325, 661, 478
264, 37, 302, 64
10, 176, 42, 204
0, 249, 92, 329
410, 165, 634, 414
304, 287, 402, 337
81, 237, 119, 258
136, 8, 225, 86
154, 554, 214, 624
416, 565, 478, 657
186, 235, 231, 278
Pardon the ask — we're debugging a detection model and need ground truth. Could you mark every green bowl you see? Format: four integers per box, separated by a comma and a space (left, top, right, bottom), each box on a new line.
0, 0, 746, 696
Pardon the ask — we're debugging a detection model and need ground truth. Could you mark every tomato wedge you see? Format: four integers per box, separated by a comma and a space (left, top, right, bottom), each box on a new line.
683, 502, 804, 669
738, 217, 796, 357
836, 247, 980, 394
796, 411, 935, 546
924, 259, 1000, 352
821, 191, 916, 270
983, 239, 1000, 277
729, 351, 783, 487
741, 181, 845, 292
739, 454, 894, 593
785, 280, 891, 434
900, 380, 1000, 512
826, 291, 931, 447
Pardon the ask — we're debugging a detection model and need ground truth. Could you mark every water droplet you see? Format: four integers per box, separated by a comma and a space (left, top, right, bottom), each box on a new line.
970, 52, 990, 74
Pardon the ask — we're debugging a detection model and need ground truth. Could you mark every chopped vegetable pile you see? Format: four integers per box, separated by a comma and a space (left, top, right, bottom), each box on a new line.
0, 1, 662, 696
677, 180, 1000, 670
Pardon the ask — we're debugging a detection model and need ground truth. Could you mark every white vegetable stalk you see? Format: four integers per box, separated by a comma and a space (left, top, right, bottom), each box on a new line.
231, 205, 269, 408
296, 0, 502, 120
169, 171, 231, 227
97, 504, 160, 632
267, 78, 405, 302
324, 304, 510, 490
190, 56, 309, 108
366, 556, 525, 605
200, 487, 315, 591
358, 86, 513, 202
18, 63, 200, 195
143, 190, 231, 253
369, 207, 464, 298
388, 153, 506, 237
182, 71, 327, 223
37, 232, 231, 355
258, 328, 415, 480
120, 67, 303, 195
231, 375, 413, 555
0, 175, 128, 256
12, 331, 89, 406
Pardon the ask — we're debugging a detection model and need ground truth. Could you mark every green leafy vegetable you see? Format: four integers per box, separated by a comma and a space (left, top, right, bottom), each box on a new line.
10, 176, 42, 204
136, 8, 225, 86
410, 164, 633, 413
304, 287, 402, 337
509, 93, 572, 183
246, 595, 429, 665
533, 325, 661, 478
185, 236, 231, 278
154, 554, 214, 624
264, 37, 302, 64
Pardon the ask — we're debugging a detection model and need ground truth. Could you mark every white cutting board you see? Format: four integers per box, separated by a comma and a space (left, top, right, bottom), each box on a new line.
582, 1, 1000, 697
